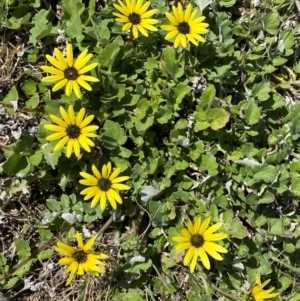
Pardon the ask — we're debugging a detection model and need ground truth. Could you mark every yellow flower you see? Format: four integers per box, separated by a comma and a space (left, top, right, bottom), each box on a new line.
54, 232, 108, 286
113, 0, 158, 39
249, 275, 279, 301
161, 3, 209, 48
172, 216, 228, 272
79, 162, 130, 211
41, 44, 99, 98
44, 105, 99, 158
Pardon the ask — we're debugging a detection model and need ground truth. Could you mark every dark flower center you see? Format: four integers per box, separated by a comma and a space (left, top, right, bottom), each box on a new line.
190, 234, 204, 248
178, 22, 190, 34
64, 67, 78, 80
66, 125, 81, 138
73, 251, 88, 263
98, 178, 111, 191
128, 12, 141, 24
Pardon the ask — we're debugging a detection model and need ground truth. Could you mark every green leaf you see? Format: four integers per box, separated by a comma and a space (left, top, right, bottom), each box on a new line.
161, 47, 183, 79
219, 0, 236, 7
21, 79, 36, 95
272, 57, 288, 66
14, 238, 31, 261
194, 0, 213, 12
61, 0, 85, 17
252, 81, 270, 101
26, 93, 39, 109
101, 120, 127, 149
29, 151, 43, 166
269, 219, 284, 235
37, 249, 53, 261
291, 179, 300, 195
206, 108, 230, 130
258, 192, 274, 204
284, 243, 295, 253
3, 86, 18, 114
278, 276, 292, 291
5, 6, 31, 29
171, 83, 191, 103
46, 198, 61, 212
2, 154, 28, 175
199, 84, 216, 109
194, 121, 210, 132
61, 194, 70, 209
29, 9, 52, 46
43, 144, 61, 169
245, 101, 260, 125
227, 218, 248, 239
200, 153, 218, 176
253, 165, 277, 183
264, 13, 280, 35
135, 116, 154, 132
140, 181, 160, 203
99, 43, 120, 69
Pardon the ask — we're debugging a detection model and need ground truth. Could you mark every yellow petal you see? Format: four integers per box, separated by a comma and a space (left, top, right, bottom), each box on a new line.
111, 183, 130, 190
83, 234, 98, 251
74, 52, 93, 70
73, 139, 81, 157
78, 136, 93, 152
42, 75, 64, 82
199, 216, 211, 235
111, 176, 129, 183
65, 80, 73, 96
165, 12, 179, 26
76, 232, 84, 249
76, 108, 86, 126
76, 77, 92, 91
54, 48, 68, 69
65, 261, 78, 286
54, 242, 75, 256
132, 25, 139, 39
184, 4, 192, 22
66, 44, 73, 67
107, 188, 123, 204
107, 190, 117, 209
78, 63, 98, 75
46, 131, 67, 141
53, 136, 69, 151
139, 0, 150, 15
49, 115, 68, 127
66, 139, 74, 158
190, 247, 198, 273
183, 246, 195, 266
40, 66, 64, 75
60, 106, 71, 124
80, 115, 94, 128
73, 80, 82, 98
100, 191, 107, 211
199, 247, 210, 270
78, 75, 99, 82
52, 78, 68, 91
90, 165, 101, 180
174, 242, 191, 251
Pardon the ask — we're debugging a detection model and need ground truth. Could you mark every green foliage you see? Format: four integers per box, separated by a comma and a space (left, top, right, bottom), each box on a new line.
1, 0, 300, 299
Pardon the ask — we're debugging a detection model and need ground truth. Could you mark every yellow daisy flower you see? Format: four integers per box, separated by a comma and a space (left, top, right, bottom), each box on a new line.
249, 275, 279, 301
79, 162, 130, 211
41, 44, 99, 98
113, 0, 159, 39
172, 216, 228, 272
54, 232, 108, 286
161, 3, 209, 48
44, 105, 99, 158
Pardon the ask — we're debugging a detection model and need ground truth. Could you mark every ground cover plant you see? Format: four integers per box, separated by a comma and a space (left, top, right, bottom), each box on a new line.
0, 0, 300, 300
